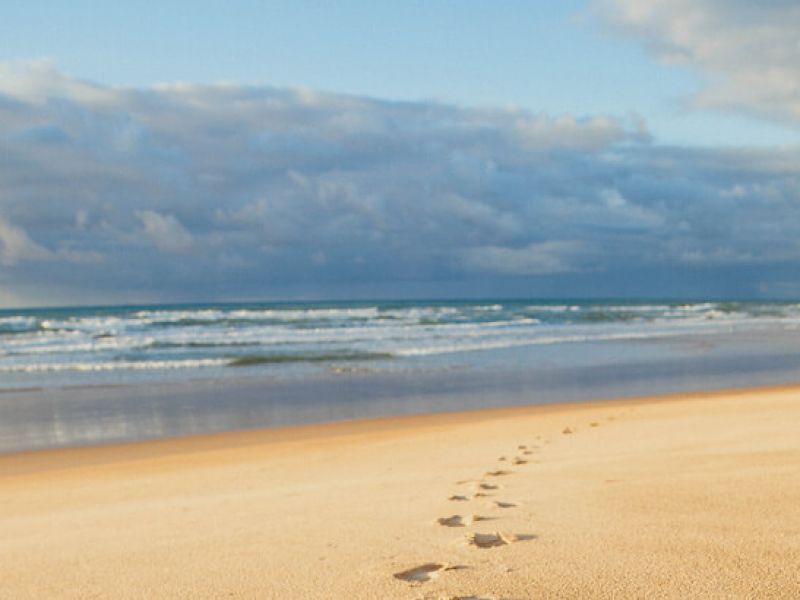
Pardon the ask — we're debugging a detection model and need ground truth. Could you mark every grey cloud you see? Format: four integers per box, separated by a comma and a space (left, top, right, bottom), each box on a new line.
594, 0, 800, 124
0, 217, 53, 266
136, 210, 193, 253
463, 241, 590, 276
1, 62, 800, 305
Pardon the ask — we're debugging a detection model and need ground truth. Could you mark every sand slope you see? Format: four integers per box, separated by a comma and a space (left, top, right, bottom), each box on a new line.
2, 386, 799, 598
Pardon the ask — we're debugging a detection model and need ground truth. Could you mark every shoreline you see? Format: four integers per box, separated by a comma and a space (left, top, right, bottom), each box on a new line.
2, 380, 798, 472
3, 382, 799, 598
6, 321, 800, 454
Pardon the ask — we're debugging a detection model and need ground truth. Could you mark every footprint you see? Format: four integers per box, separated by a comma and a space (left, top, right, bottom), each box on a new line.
473, 492, 489, 498
393, 563, 449, 583
467, 515, 491, 524
466, 532, 510, 549
484, 470, 511, 477
493, 500, 517, 509
589, 422, 599, 427
562, 427, 574, 435
467, 531, 536, 548
497, 456, 507, 462
449, 495, 469, 502
521, 449, 534, 455
465, 532, 533, 549
517, 445, 527, 450
511, 457, 527, 465
476, 482, 499, 491
437, 515, 465, 527
440, 514, 493, 528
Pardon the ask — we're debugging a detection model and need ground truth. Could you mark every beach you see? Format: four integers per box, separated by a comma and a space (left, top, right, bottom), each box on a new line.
2, 384, 799, 599
5, 1, 800, 596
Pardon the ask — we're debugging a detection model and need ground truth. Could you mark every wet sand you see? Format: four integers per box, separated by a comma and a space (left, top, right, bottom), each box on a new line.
2, 384, 799, 598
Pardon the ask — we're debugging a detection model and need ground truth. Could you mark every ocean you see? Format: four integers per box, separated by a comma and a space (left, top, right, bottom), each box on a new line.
2, 299, 800, 451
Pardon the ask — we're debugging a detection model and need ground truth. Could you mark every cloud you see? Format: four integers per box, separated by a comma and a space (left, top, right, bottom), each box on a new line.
0, 217, 53, 266
594, 0, 800, 124
0, 217, 106, 267
463, 241, 589, 275
2, 62, 800, 304
136, 210, 193, 253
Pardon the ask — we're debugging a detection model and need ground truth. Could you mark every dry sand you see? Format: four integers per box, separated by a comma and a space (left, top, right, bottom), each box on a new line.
2, 385, 799, 599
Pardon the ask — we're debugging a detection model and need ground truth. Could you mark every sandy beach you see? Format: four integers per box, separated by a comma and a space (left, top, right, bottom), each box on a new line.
2, 385, 799, 599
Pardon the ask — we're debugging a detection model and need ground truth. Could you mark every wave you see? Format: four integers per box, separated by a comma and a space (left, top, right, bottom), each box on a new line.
0, 316, 40, 334
0, 358, 229, 373
13, 301, 800, 340
0, 351, 391, 373
391, 326, 720, 357
3, 301, 800, 378
133, 307, 383, 325
227, 351, 391, 367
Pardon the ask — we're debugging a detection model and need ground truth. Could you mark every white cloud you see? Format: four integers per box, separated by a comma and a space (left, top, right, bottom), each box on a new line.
136, 210, 193, 253
515, 114, 650, 150
0, 218, 53, 266
0, 60, 116, 106
595, 0, 800, 124
463, 241, 589, 275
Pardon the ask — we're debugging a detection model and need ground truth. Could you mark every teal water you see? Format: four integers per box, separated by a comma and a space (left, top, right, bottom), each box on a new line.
2, 299, 800, 451
2, 299, 800, 388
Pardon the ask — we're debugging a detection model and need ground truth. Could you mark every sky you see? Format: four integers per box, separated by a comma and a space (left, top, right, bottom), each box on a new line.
1, 0, 800, 306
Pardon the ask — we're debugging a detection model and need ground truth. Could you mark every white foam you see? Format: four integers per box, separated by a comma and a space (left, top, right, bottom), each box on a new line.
3, 302, 800, 377
391, 327, 713, 357
0, 315, 39, 332
0, 358, 229, 373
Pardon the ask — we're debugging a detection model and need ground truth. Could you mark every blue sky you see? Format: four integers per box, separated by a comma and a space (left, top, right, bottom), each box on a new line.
3, 0, 797, 147
1, 1, 800, 306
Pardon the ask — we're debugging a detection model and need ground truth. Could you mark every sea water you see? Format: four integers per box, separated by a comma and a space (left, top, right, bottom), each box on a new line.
2, 299, 800, 451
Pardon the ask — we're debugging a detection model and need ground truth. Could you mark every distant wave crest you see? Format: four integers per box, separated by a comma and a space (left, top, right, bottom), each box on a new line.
2, 301, 799, 377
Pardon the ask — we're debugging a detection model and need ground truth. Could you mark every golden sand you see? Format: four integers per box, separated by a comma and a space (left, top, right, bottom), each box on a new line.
2, 385, 799, 598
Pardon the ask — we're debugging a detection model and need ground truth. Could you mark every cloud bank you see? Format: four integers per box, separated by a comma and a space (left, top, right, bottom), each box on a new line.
595, 0, 800, 125
1, 61, 800, 305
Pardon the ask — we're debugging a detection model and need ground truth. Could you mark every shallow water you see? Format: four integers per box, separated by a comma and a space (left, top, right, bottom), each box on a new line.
3, 299, 800, 389
2, 322, 800, 452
